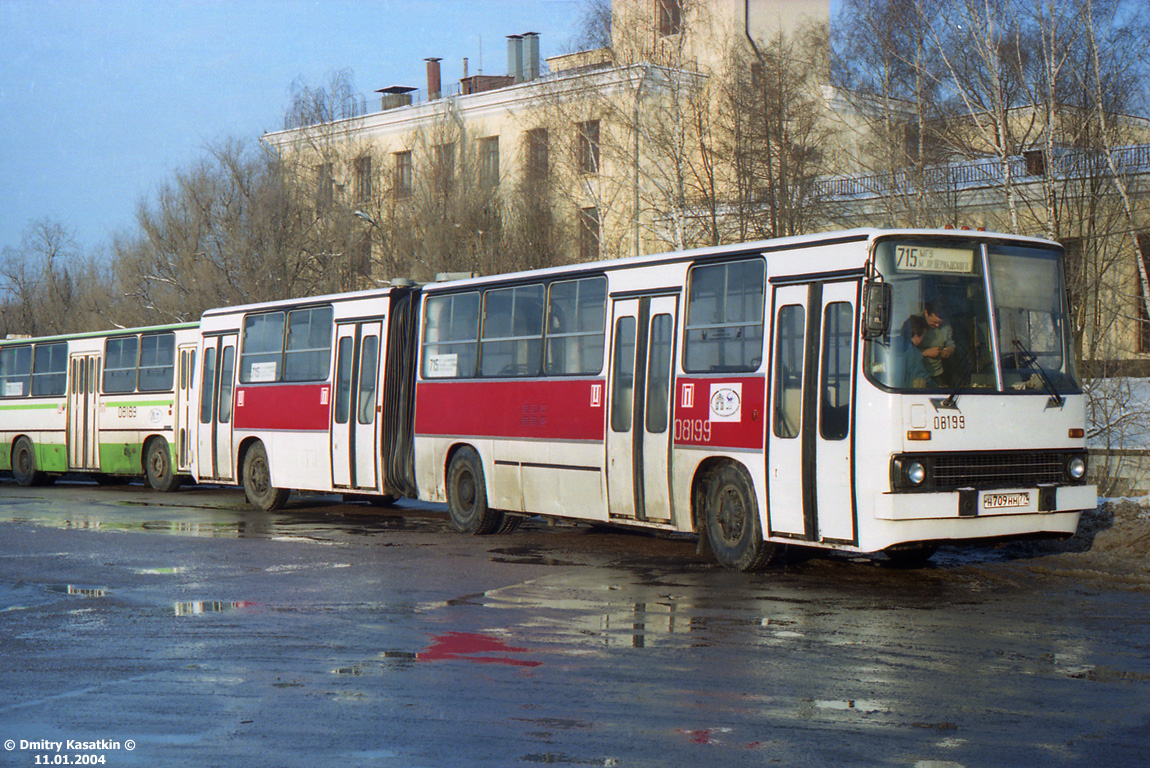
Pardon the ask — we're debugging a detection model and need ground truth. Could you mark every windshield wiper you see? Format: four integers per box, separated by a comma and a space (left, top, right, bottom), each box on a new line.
937, 345, 976, 409
1011, 339, 1064, 408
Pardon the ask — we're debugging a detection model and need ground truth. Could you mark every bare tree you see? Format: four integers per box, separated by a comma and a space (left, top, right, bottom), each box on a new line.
0, 219, 83, 336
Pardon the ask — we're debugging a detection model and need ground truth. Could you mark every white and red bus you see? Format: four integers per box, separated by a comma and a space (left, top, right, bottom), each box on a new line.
193, 287, 419, 508
185, 228, 1093, 570
0, 323, 200, 490
411, 228, 1095, 569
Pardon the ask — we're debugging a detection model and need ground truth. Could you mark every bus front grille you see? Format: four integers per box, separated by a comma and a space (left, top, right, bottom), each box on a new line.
931, 451, 1072, 490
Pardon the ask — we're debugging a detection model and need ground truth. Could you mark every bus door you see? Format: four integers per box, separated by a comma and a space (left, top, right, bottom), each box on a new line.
606, 294, 678, 522
175, 344, 196, 473
67, 353, 100, 470
331, 321, 383, 491
197, 334, 237, 481
767, 280, 858, 544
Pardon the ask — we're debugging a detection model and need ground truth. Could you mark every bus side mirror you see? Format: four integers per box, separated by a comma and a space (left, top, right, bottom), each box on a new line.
862, 281, 891, 339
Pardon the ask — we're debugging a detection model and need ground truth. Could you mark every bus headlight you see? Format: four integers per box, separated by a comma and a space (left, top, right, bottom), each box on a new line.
905, 460, 927, 486
1066, 455, 1087, 481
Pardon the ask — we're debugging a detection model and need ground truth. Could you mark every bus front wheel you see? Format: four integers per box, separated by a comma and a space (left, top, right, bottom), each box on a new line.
144, 437, 182, 493
705, 464, 777, 572
446, 447, 505, 535
243, 443, 288, 511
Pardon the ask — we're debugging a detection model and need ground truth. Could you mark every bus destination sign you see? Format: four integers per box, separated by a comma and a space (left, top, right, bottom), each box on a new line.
894, 245, 975, 274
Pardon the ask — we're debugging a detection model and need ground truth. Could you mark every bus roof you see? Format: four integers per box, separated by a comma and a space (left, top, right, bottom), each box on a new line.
0, 321, 199, 348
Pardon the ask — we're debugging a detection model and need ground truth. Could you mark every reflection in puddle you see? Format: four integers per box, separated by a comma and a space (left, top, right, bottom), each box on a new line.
174, 600, 251, 617
418, 631, 541, 667
46, 584, 109, 598
814, 699, 887, 713
521, 755, 619, 766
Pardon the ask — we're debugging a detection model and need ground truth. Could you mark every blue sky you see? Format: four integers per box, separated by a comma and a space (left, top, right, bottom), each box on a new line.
0, 0, 584, 253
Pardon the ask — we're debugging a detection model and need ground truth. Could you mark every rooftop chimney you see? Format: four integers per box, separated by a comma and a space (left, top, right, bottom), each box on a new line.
425, 57, 442, 100
521, 32, 539, 82
507, 34, 524, 82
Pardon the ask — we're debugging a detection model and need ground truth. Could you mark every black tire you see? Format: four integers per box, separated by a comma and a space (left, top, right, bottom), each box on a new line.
704, 463, 777, 572
243, 442, 289, 511
144, 437, 182, 493
445, 447, 504, 535
494, 514, 522, 535
884, 544, 938, 568
11, 437, 45, 487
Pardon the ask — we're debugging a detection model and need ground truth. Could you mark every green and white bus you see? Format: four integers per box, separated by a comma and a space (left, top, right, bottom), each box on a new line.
0, 323, 200, 490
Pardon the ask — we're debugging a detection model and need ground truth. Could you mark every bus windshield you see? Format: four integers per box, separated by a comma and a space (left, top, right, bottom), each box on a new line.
866, 238, 1080, 395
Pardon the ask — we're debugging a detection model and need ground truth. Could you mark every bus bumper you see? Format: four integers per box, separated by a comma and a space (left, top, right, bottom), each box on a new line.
876, 484, 1097, 522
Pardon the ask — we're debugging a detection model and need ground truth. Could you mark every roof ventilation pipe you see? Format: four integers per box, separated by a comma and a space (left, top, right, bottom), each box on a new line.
426, 57, 442, 100
522, 32, 539, 82
507, 34, 524, 82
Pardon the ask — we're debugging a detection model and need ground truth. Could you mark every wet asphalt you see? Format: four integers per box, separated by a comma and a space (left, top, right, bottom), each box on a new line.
0, 481, 1148, 768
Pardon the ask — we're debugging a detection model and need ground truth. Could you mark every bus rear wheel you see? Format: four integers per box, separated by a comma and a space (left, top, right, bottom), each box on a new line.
144, 437, 182, 493
704, 464, 777, 572
12, 437, 46, 487
446, 447, 505, 535
243, 442, 288, 511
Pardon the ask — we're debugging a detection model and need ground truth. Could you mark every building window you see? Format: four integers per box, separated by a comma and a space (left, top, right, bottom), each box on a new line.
354, 155, 372, 204
526, 128, 549, 183
434, 143, 455, 186
315, 163, 334, 210
657, 0, 682, 37
479, 137, 500, 187
577, 120, 600, 175
394, 151, 413, 198
580, 207, 600, 262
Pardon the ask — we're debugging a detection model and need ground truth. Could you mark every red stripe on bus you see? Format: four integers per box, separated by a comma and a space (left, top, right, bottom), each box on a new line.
233, 383, 331, 431
415, 379, 607, 441
672, 376, 766, 450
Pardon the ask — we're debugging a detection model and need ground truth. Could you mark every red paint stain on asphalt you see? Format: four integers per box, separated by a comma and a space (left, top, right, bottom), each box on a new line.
418, 631, 542, 667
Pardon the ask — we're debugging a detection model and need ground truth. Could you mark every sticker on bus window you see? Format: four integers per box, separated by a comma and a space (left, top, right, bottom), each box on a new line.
893, 245, 975, 274
426, 354, 458, 378
709, 383, 742, 423
249, 362, 277, 382
4, 382, 23, 397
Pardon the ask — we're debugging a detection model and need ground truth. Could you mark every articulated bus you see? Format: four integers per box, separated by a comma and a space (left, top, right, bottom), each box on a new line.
0, 323, 200, 491
411, 228, 1095, 569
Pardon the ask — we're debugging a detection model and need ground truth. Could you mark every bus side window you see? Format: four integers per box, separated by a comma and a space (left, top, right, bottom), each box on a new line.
545, 276, 606, 376
611, 317, 637, 432
138, 333, 176, 392
422, 293, 480, 379
684, 259, 765, 373
1, 345, 32, 398
104, 336, 139, 394
31, 343, 66, 397
820, 302, 853, 441
200, 348, 217, 424
358, 336, 379, 424
218, 347, 235, 424
773, 304, 805, 439
284, 306, 334, 382
481, 284, 544, 377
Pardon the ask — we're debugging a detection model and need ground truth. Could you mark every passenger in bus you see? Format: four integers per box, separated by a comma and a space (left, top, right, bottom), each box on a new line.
919, 301, 955, 386
896, 315, 932, 389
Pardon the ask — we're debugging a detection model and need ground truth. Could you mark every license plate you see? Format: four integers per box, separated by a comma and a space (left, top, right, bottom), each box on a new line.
983, 492, 1030, 510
